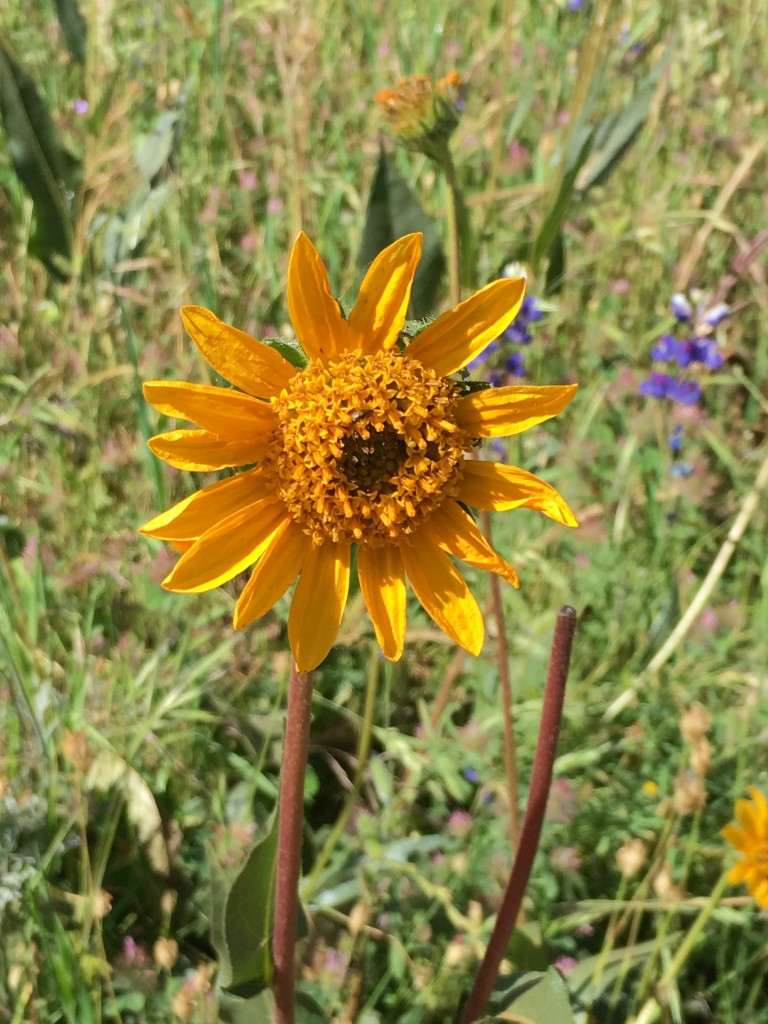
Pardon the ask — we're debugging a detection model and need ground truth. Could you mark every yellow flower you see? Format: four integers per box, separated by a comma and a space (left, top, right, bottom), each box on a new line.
722, 787, 768, 908
141, 233, 577, 671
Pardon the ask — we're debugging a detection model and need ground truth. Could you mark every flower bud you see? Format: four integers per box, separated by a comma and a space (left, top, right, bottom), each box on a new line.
673, 770, 707, 815
679, 704, 710, 743
689, 737, 711, 776
616, 838, 646, 879
375, 73, 463, 161
153, 937, 179, 971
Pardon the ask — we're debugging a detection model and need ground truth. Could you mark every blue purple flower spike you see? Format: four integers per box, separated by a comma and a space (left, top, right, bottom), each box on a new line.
639, 290, 729, 407
468, 266, 542, 384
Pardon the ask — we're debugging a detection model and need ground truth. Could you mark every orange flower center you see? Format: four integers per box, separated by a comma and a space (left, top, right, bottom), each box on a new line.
262, 350, 471, 545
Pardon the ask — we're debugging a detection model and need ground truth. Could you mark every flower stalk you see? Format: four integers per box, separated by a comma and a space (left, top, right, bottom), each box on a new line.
459, 606, 577, 1024
273, 661, 314, 1024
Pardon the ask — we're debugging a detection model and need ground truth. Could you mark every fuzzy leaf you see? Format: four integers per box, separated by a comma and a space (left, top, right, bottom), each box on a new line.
214, 814, 279, 997
489, 968, 575, 1022
53, 0, 87, 64
0, 36, 80, 275
358, 147, 444, 319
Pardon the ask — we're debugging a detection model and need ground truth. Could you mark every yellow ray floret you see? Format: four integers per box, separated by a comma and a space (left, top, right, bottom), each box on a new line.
722, 787, 768, 908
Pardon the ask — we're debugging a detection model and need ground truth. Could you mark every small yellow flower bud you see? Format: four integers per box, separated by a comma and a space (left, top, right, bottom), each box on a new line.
689, 737, 712, 776
679, 704, 710, 743
348, 899, 368, 937
653, 863, 679, 901
616, 838, 646, 879
161, 889, 178, 917
60, 730, 92, 773
153, 937, 179, 971
171, 988, 195, 1022
444, 936, 471, 968
92, 889, 112, 920
673, 771, 707, 815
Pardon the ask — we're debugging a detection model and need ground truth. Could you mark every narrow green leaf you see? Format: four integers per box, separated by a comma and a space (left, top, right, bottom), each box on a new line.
358, 147, 444, 319
566, 937, 667, 1007
53, 0, 87, 64
531, 127, 595, 279
577, 50, 671, 194
0, 35, 80, 276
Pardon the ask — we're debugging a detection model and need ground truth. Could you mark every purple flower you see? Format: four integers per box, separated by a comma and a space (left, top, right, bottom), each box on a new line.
468, 340, 498, 372
506, 352, 526, 377
447, 810, 473, 837
488, 439, 508, 462
639, 373, 701, 405
554, 955, 579, 977
503, 322, 533, 345
72, 98, 89, 115
688, 337, 724, 370
651, 334, 684, 363
668, 424, 683, 451
670, 462, 694, 478
670, 293, 693, 322
488, 370, 504, 388
463, 766, 480, 783
667, 379, 702, 405
639, 372, 674, 399
520, 295, 543, 322
703, 302, 729, 326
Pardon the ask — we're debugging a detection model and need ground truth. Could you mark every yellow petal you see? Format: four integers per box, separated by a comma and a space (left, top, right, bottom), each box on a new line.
287, 232, 352, 363
289, 540, 351, 671
722, 824, 749, 853
148, 429, 268, 471
399, 534, 484, 655
735, 798, 760, 839
458, 460, 578, 526
349, 234, 422, 355
143, 380, 277, 438
423, 501, 519, 587
140, 468, 270, 541
180, 305, 296, 398
233, 519, 310, 630
456, 384, 578, 437
747, 787, 768, 826
406, 276, 525, 376
357, 543, 407, 660
162, 498, 289, 593
726, 859, 751, 883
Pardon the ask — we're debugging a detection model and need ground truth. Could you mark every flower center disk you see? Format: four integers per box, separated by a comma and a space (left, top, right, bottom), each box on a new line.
263, 350, 471, 545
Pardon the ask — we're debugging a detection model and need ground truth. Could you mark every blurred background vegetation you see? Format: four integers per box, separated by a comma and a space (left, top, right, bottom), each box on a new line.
0, 0, 767, 1021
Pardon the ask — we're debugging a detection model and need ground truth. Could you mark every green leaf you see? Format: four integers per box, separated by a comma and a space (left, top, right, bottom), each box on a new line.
135, 104, 185, 186
53, 0, 87, 64
565, 938, 665, 1010
263, 337, 308, 369
218, 988, 278, 1024
212, 813, 279, 998
358, 147, 444, 319
577, 51, 671, 195
102, 91, 187, 274
489, 968, 576, 1022
532, 127, 595, 282
0, 35, 80, 276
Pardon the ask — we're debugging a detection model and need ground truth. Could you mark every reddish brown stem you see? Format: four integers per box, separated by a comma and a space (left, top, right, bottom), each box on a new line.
273, 661, 314, 1024
480, 508, 520, 849
459, 606, 577, 1024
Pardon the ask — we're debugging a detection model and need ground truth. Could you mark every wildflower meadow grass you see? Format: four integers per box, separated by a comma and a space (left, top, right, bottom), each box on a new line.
1, 1, 767, 1022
